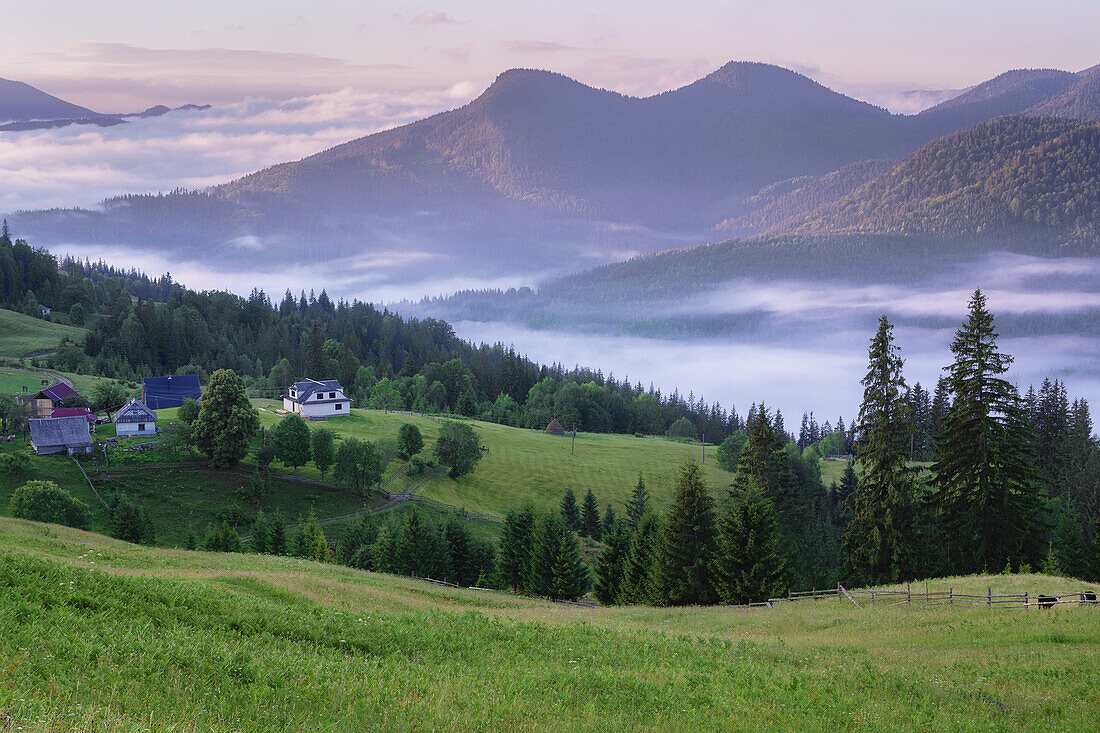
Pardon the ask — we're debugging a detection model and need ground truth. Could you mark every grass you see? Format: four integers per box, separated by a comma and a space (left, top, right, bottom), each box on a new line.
0, 516, 1097, 731
0, 366, 59, 398
254, 401, 739, 518
0, 307, 87, 357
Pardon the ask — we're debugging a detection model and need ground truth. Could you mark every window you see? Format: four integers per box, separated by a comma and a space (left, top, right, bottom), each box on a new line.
138, 423, 146, 431
329, 392, 336, 398
335, 403, 342, 410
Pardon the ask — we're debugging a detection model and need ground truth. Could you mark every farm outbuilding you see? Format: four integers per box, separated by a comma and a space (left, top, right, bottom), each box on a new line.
142, 375, 201, 409
112, 398, 158, 438
29, 382, 80, 417
28, 415, 94, 455
545, 419, 566, 436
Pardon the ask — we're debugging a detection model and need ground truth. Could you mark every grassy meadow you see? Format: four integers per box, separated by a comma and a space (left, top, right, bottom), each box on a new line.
254, 401, 738, 517
0, 307, 87, 357
1, 517, 1097, 731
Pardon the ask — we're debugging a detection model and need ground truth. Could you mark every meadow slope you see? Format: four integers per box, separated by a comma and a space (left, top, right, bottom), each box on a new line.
1, 518, 1097, 731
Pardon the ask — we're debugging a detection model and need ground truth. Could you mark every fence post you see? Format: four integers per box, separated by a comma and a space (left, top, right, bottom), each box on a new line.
949, 587, 953, 605
1025, 592, 1028, 607
907, 582, 911, 605
871, 590, 875, 607
987, 587, 992, 609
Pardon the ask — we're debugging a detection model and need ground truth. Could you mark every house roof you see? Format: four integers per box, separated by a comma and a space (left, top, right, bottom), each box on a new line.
282, 378, 345, 404
112, 398, 157, 423
142, 375, 201, 408
32, 382, 78, 403
28, 415, 93, 448
50, 407, 94, 422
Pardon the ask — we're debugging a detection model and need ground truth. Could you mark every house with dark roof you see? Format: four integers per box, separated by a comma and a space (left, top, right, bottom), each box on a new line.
30, 382, 79, 417
28, 415, 94, 455
112, 398, 157, 437
142, 375, 201, 409
50, 406, 95, 423
282, 378, 350, 419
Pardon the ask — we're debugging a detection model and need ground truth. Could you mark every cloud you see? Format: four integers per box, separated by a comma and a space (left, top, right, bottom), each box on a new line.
572, 55, 712, 96
412, 10, 459, 25
440, 43, 473, 64
0, 85, 480, 212
16, 43, 412, 111
505, 40, 579, 54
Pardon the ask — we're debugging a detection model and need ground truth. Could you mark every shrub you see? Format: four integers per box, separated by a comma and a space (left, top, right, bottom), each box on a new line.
8, 480, 90, 529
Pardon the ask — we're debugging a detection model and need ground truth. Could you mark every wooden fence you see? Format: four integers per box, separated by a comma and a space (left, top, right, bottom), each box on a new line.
757, 584, 1099, 610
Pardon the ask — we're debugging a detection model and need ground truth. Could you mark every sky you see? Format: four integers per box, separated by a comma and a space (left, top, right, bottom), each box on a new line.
5, 1, 1099, 112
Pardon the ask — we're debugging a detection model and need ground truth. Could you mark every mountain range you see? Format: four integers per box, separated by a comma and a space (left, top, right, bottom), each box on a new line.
8, 60, 1100, 282
0, 77, 209, 131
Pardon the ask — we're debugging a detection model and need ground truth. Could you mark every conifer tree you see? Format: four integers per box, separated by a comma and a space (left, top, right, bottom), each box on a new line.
845, 315, 913, 585
617, 510, 662, 605
933, 290, 1045, 574
528, 513, 566, 597
1050, 503, 1087, 579
594, 520, 631, 604
498, 506, 536, 591
714, 481, 787, 604
396, 510, 433, 577
626, 475, 649, 529
551, 531, 590, 601
267, 511, 288, 556
292, 508, 328, 562
601, 504, 617, 538
560, 489, 581, 531
580, 488, 601, 540
372, 524, 398, 573
445, 517, 477, 586
834, 464, 858, 526
657, 459, 718, 606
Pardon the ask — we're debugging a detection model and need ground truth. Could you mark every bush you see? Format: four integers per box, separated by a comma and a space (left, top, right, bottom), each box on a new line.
407, 455, 427, 477
666, 417, 697, 440
433, 421, 483, 478
8, 480, 90, 529
203, 519, 242, 552
398, 423, 424, 458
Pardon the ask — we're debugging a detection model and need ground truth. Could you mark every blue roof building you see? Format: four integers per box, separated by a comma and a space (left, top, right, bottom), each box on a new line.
142, 375, 201, 410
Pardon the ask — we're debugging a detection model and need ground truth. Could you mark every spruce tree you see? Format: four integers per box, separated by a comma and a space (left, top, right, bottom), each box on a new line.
445, 518, 477, 586
835, 464, 858, 527
498, 506, 536, 591
580, 488, 601, 540
594, 520, 631, 604
550, 532, 590, 601
626, 475, 649, 529
714, 480, 787, 604
617, 510, 662, 605
292, 509, 328, 562
268, 511, 288, 556
601, 504, 617, 538
560, 489, 581, 531
528, 513, 565, 597
372, 524, 398, 573
933, 290, 1045, 574
1050, 503, 1087, 579
845, 315, 913, 585
657, 459, 719, 606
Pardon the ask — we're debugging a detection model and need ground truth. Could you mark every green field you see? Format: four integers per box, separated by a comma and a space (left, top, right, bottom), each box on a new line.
1, 517, 1096, 731
0, 307, 87, 357
0, 366, 59, 398
254, 401, 739, 518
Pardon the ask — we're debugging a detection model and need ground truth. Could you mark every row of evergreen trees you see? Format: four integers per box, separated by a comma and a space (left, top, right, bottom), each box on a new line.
845, 290, 1100, 585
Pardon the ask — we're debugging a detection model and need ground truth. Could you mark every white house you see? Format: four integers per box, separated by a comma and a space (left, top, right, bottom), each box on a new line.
112, 398, 158, 438
282, 378, 351, 419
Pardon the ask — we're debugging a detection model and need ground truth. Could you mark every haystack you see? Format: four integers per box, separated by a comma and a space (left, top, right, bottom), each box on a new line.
545, 419, 566, 436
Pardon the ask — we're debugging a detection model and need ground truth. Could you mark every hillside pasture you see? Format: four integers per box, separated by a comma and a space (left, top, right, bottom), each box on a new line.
0, 517, 1096, 731
253, 402, 737, 517
0, 307, 87, 357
